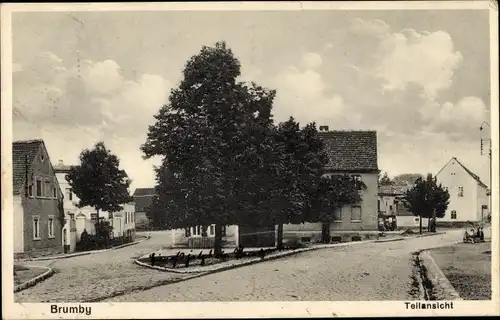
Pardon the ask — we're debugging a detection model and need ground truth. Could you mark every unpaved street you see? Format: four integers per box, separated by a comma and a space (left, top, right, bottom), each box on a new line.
104, 230, 464, 302
14, 231, 193, 303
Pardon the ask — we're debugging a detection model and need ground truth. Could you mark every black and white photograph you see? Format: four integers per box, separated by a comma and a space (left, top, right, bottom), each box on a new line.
2, 1, 498, 318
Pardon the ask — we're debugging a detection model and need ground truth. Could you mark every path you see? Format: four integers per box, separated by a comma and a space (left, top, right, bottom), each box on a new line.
105, 229, 465, 302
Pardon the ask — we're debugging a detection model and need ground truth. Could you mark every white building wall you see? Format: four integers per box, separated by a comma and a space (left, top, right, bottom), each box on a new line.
477, 184, 489, 222
13, 195, 24, 253
436, 159, 480, 222
397, 215, 429, 228
55, 171, 110, 220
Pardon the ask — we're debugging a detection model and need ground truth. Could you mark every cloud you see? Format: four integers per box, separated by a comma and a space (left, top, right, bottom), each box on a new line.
301, 52, 322, 70
271, 61, 361, 128
374, 29, 463, 98
269, 18, 488, 181
12, 51, 170, 189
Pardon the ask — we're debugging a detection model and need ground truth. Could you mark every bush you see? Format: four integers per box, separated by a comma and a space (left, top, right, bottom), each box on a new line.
285, 238, 308, 249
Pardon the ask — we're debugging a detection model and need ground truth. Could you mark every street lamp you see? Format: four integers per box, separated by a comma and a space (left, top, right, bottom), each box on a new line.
480, 121, 492, 224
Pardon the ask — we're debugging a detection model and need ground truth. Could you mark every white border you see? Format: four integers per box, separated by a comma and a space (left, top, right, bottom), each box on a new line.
1, 1, 499, 318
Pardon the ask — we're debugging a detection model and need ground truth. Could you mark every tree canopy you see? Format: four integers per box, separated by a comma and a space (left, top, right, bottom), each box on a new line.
66, 141, 133, 215
141, 41, 365, 250
379, 172, 393, 186
404, 173, 450, 233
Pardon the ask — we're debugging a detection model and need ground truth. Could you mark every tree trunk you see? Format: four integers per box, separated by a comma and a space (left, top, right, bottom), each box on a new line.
321, 223, 331, 243
419, 215, 422, 234
432, 210, 437, 232
427, 217, 431, 232
276, 224, 284, 249
214, 223, 223, 257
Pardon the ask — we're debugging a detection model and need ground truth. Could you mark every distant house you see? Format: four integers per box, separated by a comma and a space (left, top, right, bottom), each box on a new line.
13, 140, 64, 257
111, 202, 136, 242
378, 184, 409, 216
132, 188, 155, 229
377, 184, 426, 228
282, 129, 380, 243
435, 157, 489, 223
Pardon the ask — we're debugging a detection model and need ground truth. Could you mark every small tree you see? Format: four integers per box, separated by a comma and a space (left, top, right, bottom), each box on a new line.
403, 173, 450, 234
379, 172, 393, 186
66, 141, 133, 246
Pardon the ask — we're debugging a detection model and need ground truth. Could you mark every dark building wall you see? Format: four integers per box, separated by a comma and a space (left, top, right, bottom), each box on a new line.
21, 145, 63, 255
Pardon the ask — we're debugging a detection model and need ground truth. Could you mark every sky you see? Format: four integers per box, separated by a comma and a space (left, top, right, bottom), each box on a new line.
11, 9, 492, 192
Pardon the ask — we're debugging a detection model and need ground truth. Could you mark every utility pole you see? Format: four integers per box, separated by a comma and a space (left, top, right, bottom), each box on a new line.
480, 121, 492, 224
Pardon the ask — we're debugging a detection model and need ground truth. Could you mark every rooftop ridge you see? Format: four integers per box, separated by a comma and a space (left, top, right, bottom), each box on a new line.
13, 139, 44, 144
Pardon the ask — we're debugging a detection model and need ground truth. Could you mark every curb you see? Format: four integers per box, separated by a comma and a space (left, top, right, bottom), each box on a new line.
374, 237, 405, 243
135, 240, 374, 274
419, 250, 463, 300
416, 232, 446, 238
18, 238, 146, 262
14, 266, 54, 293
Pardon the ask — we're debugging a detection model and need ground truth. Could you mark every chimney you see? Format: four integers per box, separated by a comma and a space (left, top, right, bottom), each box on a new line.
319, 125, 329, 132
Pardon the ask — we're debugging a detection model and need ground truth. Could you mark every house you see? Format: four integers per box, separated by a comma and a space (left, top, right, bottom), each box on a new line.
132, 188, 155, 229
13, 140, 64, 257
111, 202, 136, 242
179, 129, 380, 247
378, 184, 428, 228
435, 157, 489, 223
281, 129, 380, 243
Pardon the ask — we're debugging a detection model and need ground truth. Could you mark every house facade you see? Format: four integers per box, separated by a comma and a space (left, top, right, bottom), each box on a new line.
282, 130, 379, 243
132, 188, 155, 229
377, 184, 429, 228
111, 202, 136, 241
13, 140, 64, 257
435, 157, 489, 223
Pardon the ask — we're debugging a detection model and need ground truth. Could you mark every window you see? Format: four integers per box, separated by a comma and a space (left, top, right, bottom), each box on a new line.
415, 217, 420, 222
36, 179, 42, 197
350, 206, 362, 222
45, 180, 50, 197
52, 187, 57, 198
377, 200, 380, 212
40, 153, 45, 161
389, 205, 393, 211
66, 188, 73, 201
196, 225, 201, 235
209, 225, 215, 235
352, 175, 363, 190
28, 185, 33, 197
33, 216, 40, 240
333, 208, 342, 222
185, 228, 191, 237
451, 210, 457, 219
48, 216, 54, 238
222, 225, 227, 237
458, 187, 464, 197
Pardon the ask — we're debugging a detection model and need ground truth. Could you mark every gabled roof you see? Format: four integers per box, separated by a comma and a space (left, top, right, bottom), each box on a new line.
319, 130, 378, 172
134, 195, 154, 212
12, 140, 43, 195
133, 188, 156, 197
437, 157, 488, 189
378, 184, 409, 196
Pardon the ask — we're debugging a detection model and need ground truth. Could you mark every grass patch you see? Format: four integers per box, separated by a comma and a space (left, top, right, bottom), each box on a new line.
429, 242, 491, 300
14, 265, 47, 285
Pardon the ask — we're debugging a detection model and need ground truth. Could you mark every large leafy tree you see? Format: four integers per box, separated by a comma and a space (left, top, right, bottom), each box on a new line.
403, 173, 450, 233
141, 41, 276, 255
272, 118, 363, 245
66, 141, 133, 241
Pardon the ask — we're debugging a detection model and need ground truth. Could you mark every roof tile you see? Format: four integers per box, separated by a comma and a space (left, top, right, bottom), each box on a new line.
319, 130, 378, 172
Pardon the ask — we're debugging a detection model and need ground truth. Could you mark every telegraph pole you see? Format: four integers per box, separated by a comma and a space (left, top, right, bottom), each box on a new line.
480, 121, 492, 224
